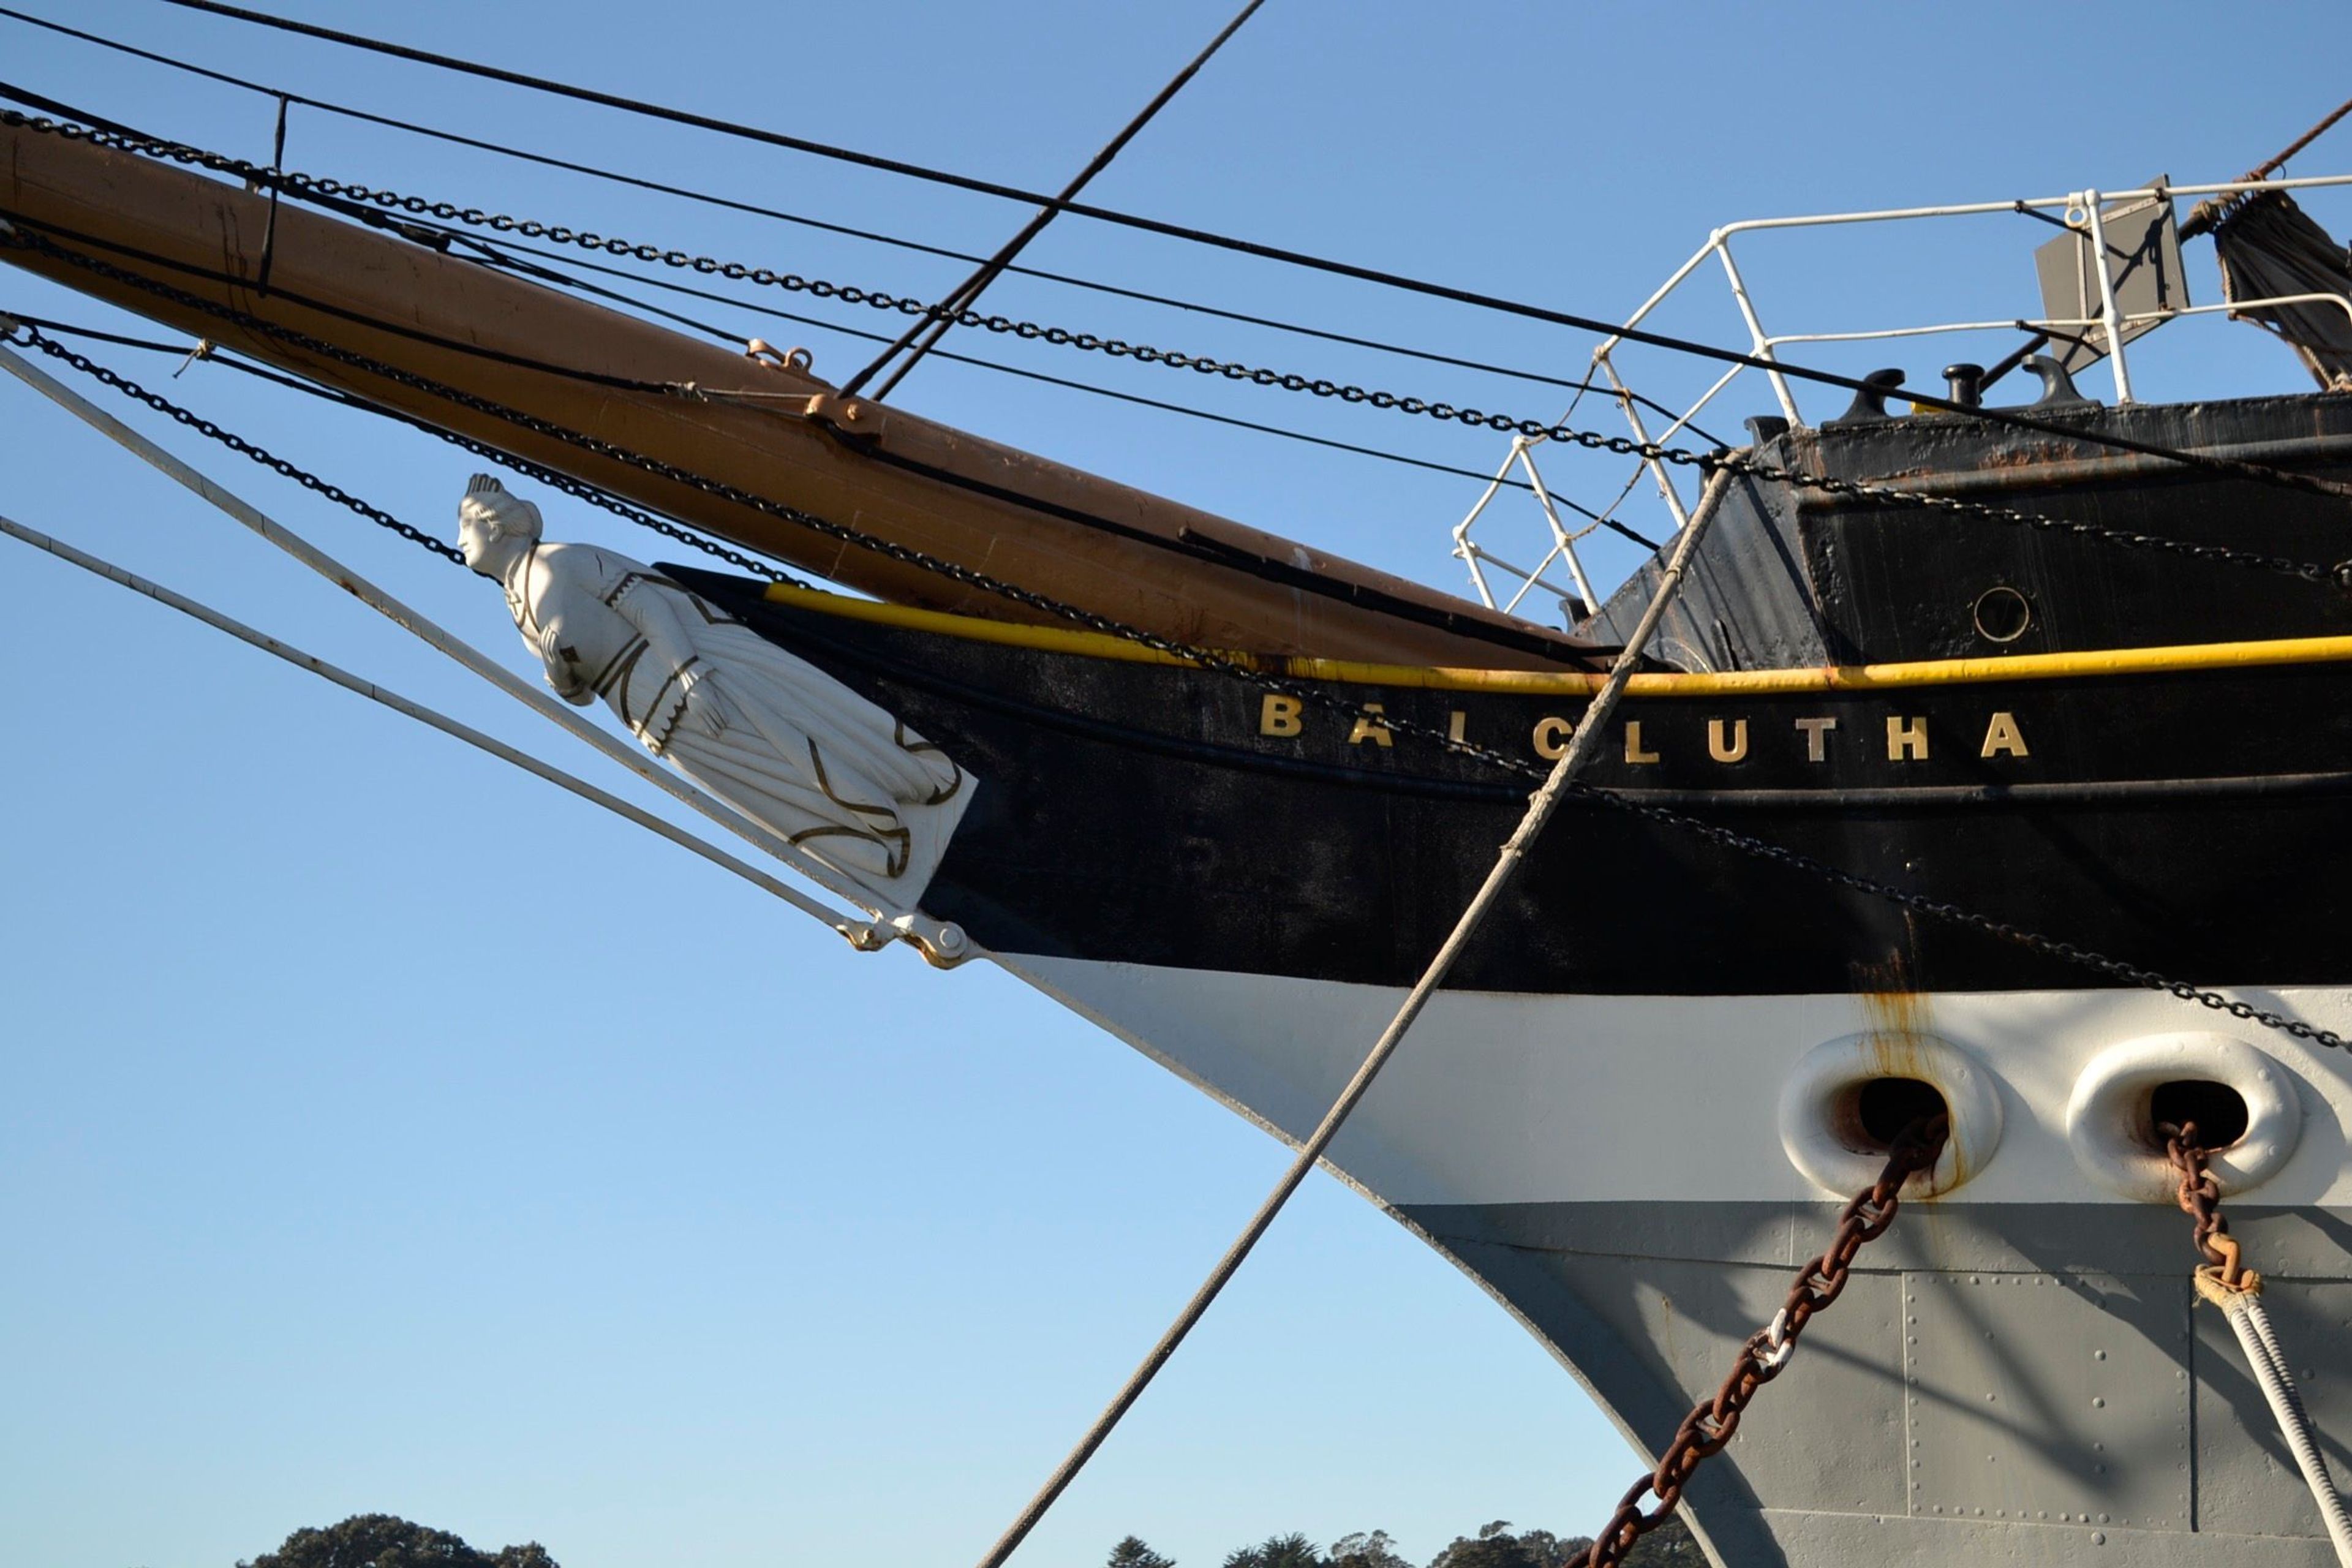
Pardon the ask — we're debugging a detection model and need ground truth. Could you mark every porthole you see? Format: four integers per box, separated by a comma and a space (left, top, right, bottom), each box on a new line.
1972, 584, 2033, 644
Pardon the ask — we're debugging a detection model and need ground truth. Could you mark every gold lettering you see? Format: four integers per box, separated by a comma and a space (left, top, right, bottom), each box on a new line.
1449, 709, 1469, 745
1886, 715, 1929, 761
1981, 710, 2029, 759
1532, 715, 1574, 760
1349, 703, 1394, 747
1259, 693, 1303, 737
1793, 716, 1838, 762
1624, 720, 1660, 765
1706, 718, 1749, 764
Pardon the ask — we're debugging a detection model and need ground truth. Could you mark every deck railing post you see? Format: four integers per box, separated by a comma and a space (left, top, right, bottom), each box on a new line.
2081, 188, 2138, 404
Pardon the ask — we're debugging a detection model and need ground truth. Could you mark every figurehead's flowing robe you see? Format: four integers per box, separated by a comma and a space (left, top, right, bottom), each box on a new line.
502, 540, 971, 902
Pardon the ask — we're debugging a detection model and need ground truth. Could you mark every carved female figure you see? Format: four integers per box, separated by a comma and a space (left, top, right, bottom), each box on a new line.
459, 476, 971, 900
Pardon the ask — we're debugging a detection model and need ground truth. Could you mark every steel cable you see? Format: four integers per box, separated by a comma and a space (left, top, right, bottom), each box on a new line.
4, 261, 2340, 1055
7, 100, 2346, 573
130, 0, 2352, 476
0, 9, 1732, 426
6, 89, 2346, 505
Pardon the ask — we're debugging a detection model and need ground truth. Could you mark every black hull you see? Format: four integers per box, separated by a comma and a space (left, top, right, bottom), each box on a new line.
671, 565, 2352, 999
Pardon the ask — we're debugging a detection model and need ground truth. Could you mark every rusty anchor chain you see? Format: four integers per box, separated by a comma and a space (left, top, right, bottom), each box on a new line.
1583, 1114, 1949, 1568
2160, 1123, 2352, 1562
2163, 1121, 2255, 1292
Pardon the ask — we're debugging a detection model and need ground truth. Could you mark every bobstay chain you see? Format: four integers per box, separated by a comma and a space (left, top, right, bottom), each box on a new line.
1583, 1116, 1948, 1568
0, 293, 2339, 1058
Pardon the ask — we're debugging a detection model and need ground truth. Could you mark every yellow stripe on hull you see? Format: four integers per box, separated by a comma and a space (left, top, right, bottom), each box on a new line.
762, 583, 2352, 698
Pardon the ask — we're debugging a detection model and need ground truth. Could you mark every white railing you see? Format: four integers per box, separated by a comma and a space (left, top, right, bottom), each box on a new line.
1454, 172, 2352, 621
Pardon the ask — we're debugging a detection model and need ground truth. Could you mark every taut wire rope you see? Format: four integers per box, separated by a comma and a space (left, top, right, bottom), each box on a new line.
4, 95, 2344, 507
116, 1, 2352, 453
2, 291, 2341, 1055
968, 465, 1738, 1568
0, 3, 1713, 434
0, 510, 889, 948
0, 328, 970, 962
6, 89, 2341, 508
846, 0, 1266, 399
2166, 1128, 2352, 1566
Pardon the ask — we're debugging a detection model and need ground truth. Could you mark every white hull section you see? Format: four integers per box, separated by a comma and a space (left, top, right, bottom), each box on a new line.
998, 956, 2352, 1215
995, 957, 2352, 1568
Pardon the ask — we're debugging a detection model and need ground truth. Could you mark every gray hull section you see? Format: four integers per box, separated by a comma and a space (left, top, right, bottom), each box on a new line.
1402, 1199, 2352, 1566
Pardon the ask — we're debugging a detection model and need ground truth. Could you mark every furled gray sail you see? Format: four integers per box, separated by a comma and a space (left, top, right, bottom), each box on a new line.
2210, 189, 2352, 390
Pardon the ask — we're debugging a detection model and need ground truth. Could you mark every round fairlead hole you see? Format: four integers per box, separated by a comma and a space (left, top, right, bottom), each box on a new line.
2149, 1080, 2250, 1150
1844, 1076, 1951, 1153
1781, 1034, 2000, 1198
2065, 1035, 2301, 1201
1972, 585, 2032, 643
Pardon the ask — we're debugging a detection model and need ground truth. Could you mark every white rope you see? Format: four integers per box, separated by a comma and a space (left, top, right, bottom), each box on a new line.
2202, 1274, 2352, 1566
0, 510, 892, 946
970, 466, 1738, 1568
0, 337, 973, 965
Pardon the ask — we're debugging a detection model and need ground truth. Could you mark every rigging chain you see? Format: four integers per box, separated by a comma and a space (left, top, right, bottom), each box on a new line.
9, 103, 2352, 549
2160, 1125, 2352, 1568
2163, 1123, 2249, 1285
1585, 1115, 1948, 1568
1, 317, 803, 584
0, 15, 1713, 445
108, 0, 2352, 477
5, 263, 2345, 1058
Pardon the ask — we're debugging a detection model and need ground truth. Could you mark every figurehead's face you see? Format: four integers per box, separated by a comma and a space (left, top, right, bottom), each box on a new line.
458, 477, 543, 575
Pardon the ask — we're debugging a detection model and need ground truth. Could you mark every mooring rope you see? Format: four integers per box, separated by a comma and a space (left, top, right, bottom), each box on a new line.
2166, 1127, 2352, 1566
6, 288, 2339, 1054
0, 509, 890, 948
966, 467, 1738, 1568
0, 331, 971, 963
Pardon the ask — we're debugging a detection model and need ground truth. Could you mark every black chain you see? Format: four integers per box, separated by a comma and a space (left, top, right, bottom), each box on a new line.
9, 105, 2351, 582
6, 317, 804, 584
389, 404, 804, 583
7, 225, 2343, 1056
3, 325, 466, 563
1607, 787, 2350, 1049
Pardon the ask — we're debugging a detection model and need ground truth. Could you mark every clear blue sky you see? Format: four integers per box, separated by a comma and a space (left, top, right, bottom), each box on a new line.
3, 4, 2348, 1567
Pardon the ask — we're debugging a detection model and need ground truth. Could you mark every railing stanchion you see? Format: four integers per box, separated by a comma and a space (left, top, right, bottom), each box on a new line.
2081, 188, 2138, 404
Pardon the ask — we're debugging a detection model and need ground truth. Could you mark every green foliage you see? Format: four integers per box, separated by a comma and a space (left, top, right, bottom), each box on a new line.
1110, 1536, 1178, 1568
247, 1507, 1683, 1568
1329, 1529, 1412, 1568
1101, 1514, 1695, 1568
1426, 1519, 1594, 1568
1616, 1513, 1700, 1568
238, 1515, 559, 1568
1223, 1531, 1326, 1568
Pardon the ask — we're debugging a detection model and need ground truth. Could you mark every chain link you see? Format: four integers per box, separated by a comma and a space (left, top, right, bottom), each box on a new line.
1584, 1115, 1948, 1568
398, 407, 804, 582
2163, 1125, 2249, 1285
1, 325, 466, 563
4, 319, 804, 584
8, 221, 2343, 1056
8, 107, 2348, 588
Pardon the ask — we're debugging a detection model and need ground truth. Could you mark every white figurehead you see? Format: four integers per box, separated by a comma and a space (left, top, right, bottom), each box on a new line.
459, 475, 971, 899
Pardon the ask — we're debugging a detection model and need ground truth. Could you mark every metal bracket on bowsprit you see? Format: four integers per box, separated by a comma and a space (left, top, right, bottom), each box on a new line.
685, 383, 891, 443
792, 391, 886, 440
